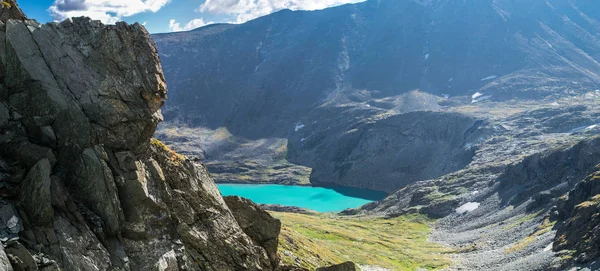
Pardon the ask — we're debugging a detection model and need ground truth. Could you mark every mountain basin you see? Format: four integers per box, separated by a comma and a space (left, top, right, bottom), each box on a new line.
217, 184, 387, 213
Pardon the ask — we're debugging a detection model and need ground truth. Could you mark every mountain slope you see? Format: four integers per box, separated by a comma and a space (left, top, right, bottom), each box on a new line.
154, 0, 600, 139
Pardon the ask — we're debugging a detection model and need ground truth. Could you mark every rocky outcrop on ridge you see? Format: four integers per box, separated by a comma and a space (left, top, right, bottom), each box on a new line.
224, 196, 282, 268
288, 110, 483, 193
0, 1, 277, 270
553, 167, 600, 267
316, 262, 357, 271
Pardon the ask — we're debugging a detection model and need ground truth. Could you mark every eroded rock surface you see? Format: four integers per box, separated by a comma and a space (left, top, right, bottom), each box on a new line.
224, 196, 282, 267
553, 167, 600, 267
0, 1, 277, 270
288, 111, 482, 192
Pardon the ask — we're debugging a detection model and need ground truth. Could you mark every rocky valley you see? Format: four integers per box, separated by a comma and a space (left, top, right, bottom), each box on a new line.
2, 0, 600, 270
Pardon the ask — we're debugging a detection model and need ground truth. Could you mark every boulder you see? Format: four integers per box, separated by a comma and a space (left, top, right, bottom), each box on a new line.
316, 262, 358, 271
5, 242, 36, 271
224, 196, 282, 267
19, 159, 53, 227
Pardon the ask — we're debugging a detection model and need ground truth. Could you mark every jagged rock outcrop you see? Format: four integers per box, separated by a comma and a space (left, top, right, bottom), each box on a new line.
0, 1, 25, 22
0, 1, 277, 270
553, 167, 600, 266
288, 111, 483, 192
498, 137, 600, 209
224, 196, 282, 268
316, 262, 357, 271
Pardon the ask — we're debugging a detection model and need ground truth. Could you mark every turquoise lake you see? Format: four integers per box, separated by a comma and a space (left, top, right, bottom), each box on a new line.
217, 184, 387, 213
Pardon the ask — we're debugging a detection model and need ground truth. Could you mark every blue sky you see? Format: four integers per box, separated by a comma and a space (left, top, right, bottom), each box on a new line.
20, 0, 364, 34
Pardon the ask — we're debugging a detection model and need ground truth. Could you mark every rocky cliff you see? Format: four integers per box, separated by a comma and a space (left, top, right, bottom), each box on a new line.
288, 111, 483, 192
553, 166, 600, 267
0, 1, 280, 270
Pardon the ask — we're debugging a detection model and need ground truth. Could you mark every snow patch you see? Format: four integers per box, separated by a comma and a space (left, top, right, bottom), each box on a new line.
544, 243, 553, 252
472, 92, 484, 99
295, 122, 305, 132
300, 138, 306, 142
471, 190, 479, 196
442, 94, 450, 99
456, 202, 480, 214
472, 94, 492, 104
481, 75, 497, 81
570, 123, 600, 134
550, 102, 560, 107
425, 54, 430, 60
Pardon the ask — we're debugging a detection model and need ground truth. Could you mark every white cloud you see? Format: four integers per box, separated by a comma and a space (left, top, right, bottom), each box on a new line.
198, 0, 365, 23
169, 18, 213, 32
49, 0, 171, 24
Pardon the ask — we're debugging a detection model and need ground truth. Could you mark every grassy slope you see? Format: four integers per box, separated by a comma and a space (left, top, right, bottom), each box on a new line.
271, 212, 452, 270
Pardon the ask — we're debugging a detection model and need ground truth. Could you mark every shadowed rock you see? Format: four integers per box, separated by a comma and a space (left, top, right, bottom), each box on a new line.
553, 167, 600, 266
316, 261, 358, 271
225, 196, 282, 267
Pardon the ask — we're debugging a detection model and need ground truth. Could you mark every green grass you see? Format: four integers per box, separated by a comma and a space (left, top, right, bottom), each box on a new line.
151, 138, 185, 165
271, 212, 452, 271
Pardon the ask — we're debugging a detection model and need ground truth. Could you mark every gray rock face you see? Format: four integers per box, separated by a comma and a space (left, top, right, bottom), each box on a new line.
0, 1, 279, 270
552, 167, 600, 267
289, 111, 481, 192
5, 242, 36, 271
224, 196, 282, 267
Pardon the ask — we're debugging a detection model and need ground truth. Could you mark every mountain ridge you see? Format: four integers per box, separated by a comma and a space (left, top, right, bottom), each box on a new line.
154, 0, 600, 138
